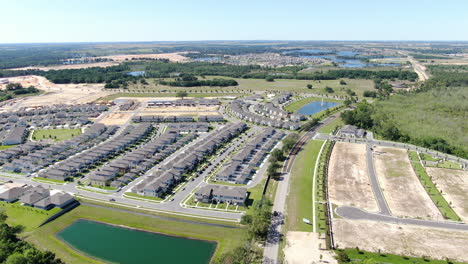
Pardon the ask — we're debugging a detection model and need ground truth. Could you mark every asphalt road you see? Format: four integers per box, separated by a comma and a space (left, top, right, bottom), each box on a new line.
263, 115, 337, 264
366, 142, 391, 215
336, 206, 468, 231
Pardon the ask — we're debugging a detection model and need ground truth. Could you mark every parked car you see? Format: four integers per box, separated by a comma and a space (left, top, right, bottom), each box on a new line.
109, 198, 115, 202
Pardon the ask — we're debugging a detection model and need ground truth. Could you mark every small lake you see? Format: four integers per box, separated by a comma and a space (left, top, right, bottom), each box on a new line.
298, 101, 339, 115
127, 71, 146, 77
57, 220, 216, 264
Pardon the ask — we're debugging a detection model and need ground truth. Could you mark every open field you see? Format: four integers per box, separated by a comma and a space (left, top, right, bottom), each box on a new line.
329, 142, 378, 212
0, 201, 61, 232
426, 167, 468, 222
126, 77, 374, 96
286, 139, 324, 232
99, 93, 238, 101
98, 113, 133, 126
374, 146, 443, 220
318, 117, 343, 134
8, 61, 120, 71
25, 205, 246, 264
140, 105, 220, 117
32, 128, 82, 141
283, 232, 336, 264
333, 218, 468, 262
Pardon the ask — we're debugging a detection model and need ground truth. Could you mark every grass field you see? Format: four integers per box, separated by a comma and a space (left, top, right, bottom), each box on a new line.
427, 160, 462, 170
0, 145, 17, 150
99, 92, 239, 101
408, 151, 460, 221
284, 96, 342, 113
286, 139, 324, 232
0, 201, 61, 232
318, 118, 343, 134
126, 77, 374, 96
33, 176, 67, 184
25, 205, 246, 264
339, 248, 466, 264
32, 128, 82, 141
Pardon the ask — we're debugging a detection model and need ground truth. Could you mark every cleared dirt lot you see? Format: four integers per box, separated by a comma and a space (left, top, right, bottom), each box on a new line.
0, 76, 110, 110
142, 105, 220, 116
374, 146, 442, 220
333, 218, 468, 262
98, 113, 133, 126
426, 167, 468, 222
284, 232, 337, 264
328, 142, 378, 212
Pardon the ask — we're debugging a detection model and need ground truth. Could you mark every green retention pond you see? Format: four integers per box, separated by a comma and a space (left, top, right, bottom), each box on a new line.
56, 219, 217, 264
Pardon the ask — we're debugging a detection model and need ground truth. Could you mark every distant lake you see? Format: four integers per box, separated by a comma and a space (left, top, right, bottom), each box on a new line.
194, 57, 221, 62
298, 101, 339, 115
127, 71, 146, 76
57, 220, 216, 264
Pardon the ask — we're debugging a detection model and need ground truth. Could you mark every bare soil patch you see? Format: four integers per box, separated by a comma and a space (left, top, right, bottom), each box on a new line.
284, 231, 337, 264
333, 218, 468, 262
328, 142, 378, 212
98, 113, 133, 126
374, 146, 442, 220
426, 167, 468, 222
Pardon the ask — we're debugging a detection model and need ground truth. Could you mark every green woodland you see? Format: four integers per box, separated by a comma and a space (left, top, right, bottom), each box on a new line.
341, 65, 468, 158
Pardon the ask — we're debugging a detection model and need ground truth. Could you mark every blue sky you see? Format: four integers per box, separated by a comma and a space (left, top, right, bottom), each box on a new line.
1, 0, 467, 43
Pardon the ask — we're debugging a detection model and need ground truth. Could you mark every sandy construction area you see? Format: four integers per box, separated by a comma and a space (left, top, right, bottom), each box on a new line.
8, 61, 120, 71
374, 147, 442, 220
97, 52, 189, 62
284, 232, 337, 264
333, 218, 468, 262
98, 113, 133, 126
0, 75, 110, 110
141, 105, 220, 116
328, 142, 378, 212
140, 111, 219, 117
426, 167, 468, 222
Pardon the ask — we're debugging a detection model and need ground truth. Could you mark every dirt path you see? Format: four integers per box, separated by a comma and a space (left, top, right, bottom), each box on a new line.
374, 147, 443, 220
284, 232, 337, 264
329, 142, 378, 212
426, 167, 468, 222
333, 218, 468, 262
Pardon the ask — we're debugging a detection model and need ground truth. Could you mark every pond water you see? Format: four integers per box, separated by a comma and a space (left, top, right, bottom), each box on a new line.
298, 101, 339, 115
57, 220, 216, 264
127, 71, 146, 76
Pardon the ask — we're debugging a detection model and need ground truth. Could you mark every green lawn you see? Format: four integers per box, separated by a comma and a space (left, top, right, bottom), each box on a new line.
318, 117, 344, 134
33, 177, 67, 184
0, 201, 61, 232
25, 205, 246, 264
0, 145, 17, 150
427, 160, 462, 170
408, 151, 461, 221
125, 77, 374, 97
124, 192, 163, 201
420, 153, 440, 162
32, 128, 82, 141
314, 141, 334, 235
286, 140, 324, 232
339, 248, 466, 264
285, 97, 341, 113
100, 92, 239, 101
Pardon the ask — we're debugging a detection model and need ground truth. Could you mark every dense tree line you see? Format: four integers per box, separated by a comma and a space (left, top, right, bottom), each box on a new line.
160, 78, 238, 87
341, 101, 467, 159
0, 83, 40, 102
0, 211, 64, 263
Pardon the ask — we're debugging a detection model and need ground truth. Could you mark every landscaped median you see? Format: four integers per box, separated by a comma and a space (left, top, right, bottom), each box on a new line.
408, 151, 461, 221
32, 176, 68, 185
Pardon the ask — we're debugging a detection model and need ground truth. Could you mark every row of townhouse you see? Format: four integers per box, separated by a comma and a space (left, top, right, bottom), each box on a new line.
89, 131, 197, 188
132, 115, 225, 123
0, 103, 108, 118
0, 142, 48, 165
215, 128, 285, 184
2, 126, 28, 145
133, 122, 247, 198
271, 92, 292, 105
0, 183, 75, 210
119, 100, 139, 111
2, 123, 110, 174
147, 99, 220, 107
167, 123, 210, 133
37, 126, 120, 181
230, 101, 300, 130
194, 184, 247, 206
255, 102, 306, 122
39, 124, 150, 182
